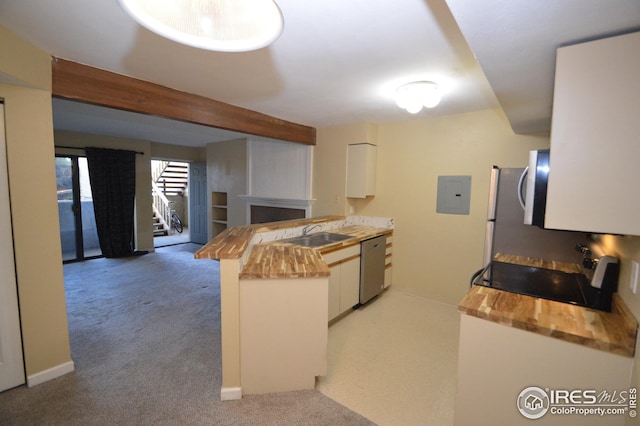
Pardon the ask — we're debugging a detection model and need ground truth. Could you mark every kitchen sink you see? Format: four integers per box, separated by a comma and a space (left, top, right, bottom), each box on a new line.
282, 232, 352, 247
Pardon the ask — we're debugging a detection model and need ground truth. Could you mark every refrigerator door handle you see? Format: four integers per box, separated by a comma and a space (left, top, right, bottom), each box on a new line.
517, 166, 528, 211
483, 221, 495, 266
487, 167, 500, 221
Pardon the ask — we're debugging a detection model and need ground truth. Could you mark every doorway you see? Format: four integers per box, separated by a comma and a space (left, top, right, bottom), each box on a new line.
152, 160, 190, 247
55, 155, 102, 262
151, 160, 207, 247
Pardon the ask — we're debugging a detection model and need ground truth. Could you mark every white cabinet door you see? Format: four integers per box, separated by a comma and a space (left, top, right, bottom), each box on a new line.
346, 143, 376, 198
328, 265, 341, 321
325, 244, 361, 321
0, 104, 25, 391
339, 257, 360, 312
546, 32, 640, 235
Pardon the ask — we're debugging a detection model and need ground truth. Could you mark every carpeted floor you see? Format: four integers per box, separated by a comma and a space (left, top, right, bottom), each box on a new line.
0, 243, 374, 425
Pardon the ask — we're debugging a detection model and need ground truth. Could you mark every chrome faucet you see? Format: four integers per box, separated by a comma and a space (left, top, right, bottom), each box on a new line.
302, 224, 321, 235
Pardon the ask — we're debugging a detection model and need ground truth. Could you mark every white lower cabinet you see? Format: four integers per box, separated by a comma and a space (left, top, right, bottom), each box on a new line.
324, 245, 361, 321
239, 277, 328, 394
328, 267, 341, 320
455, 315, 633, 426
384, 236, 392, 288
338, 257, 360, 312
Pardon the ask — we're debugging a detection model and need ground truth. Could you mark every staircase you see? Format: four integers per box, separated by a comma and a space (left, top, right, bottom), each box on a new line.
152, 161, 189, 237
153, 211, 168, 237
153, 161, 189, 196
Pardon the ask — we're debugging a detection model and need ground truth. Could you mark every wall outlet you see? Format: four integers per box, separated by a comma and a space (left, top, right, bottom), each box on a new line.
630, 261, 640, 294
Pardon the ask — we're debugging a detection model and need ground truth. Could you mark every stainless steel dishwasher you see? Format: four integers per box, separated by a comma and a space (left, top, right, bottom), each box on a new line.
360, 235, 387, 304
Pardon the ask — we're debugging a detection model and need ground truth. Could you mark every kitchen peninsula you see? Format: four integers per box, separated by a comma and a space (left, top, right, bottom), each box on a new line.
195, 215, 393, 401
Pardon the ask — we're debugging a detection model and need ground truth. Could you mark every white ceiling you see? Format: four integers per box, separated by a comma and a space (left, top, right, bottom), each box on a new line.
446, 0, 640, 134
0, 0, 639, 146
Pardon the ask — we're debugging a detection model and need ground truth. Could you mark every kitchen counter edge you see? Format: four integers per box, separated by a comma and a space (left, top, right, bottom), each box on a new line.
459, 285, 638, 357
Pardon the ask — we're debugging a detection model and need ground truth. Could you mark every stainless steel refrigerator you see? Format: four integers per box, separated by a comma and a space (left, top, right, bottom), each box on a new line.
483, 166, 587, 267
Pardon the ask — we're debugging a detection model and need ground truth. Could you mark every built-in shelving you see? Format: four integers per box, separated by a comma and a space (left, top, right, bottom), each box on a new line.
211, 191, 228, 238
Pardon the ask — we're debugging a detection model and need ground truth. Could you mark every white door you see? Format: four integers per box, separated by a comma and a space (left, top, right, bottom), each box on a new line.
0, 102, 25, 391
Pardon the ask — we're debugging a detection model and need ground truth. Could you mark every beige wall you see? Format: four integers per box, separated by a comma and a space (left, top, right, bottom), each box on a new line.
150, 142, 205, 162
0, 27, 72, 377
0, 26, 51, 89
315, 109, 550, 305
206, 138, 248, 236
313, 123, 378, 217
55, 130, 154, 253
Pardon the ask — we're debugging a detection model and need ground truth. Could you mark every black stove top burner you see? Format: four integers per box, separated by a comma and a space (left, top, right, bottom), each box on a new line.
474, 261, 612, 312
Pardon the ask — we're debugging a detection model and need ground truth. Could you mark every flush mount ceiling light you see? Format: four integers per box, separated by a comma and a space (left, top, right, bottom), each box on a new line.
118, 0, 284, 52
395, 81, 441, 114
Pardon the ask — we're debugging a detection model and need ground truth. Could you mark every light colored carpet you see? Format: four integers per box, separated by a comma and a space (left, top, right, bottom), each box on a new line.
0, 243, 374, 425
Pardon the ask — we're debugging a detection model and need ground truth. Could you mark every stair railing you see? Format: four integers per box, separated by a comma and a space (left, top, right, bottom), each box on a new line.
151, 179, 171, 230
151, 160, 170, 183
152, 160, 189, 196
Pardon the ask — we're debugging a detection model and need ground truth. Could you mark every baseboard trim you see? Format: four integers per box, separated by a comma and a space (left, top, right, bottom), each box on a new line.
220, 386, 242, 401
27, 360, 75, 387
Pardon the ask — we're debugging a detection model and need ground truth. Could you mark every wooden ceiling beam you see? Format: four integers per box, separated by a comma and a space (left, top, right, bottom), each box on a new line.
51, 57, 316, 145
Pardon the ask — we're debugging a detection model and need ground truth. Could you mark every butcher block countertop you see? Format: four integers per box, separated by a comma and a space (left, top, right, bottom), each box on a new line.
194, 216, 343, 260
460, 254, 638, 357
494, 253, 582, 274
239, 245, 331, 279
240, 225, 391, 279
195, 216, 393, 279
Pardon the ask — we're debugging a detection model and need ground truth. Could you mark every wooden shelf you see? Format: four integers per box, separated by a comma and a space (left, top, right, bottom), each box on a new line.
211, 192, 228, 238
212, 191, 228, 206
212, 206, 227, 222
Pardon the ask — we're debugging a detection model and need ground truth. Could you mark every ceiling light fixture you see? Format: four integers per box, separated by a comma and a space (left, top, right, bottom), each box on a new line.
117, 0, 284, 52
395, 81, 441, 114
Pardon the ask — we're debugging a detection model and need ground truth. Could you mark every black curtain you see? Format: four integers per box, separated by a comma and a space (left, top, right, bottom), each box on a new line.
86, 148, 136, 258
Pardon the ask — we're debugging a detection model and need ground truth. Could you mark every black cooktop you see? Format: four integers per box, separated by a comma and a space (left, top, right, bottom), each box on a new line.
474, 261, 610, 311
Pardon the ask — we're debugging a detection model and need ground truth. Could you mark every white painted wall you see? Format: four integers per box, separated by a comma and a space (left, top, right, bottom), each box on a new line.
247, 137, 312, 200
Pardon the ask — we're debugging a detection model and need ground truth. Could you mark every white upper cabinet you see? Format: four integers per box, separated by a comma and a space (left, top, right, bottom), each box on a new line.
545, 32, 640, 236
346, 143, 377, 198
